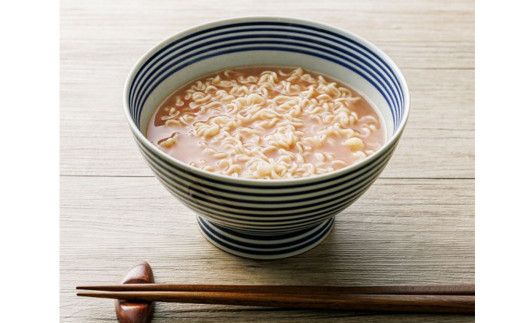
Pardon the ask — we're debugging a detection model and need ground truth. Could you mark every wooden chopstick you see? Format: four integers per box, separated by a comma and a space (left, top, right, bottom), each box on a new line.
76, 284, 474, 314
77, 283, 474, 295
76, 290, 474, 314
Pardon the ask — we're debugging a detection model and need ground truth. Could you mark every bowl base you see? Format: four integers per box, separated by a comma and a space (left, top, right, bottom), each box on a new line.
197, 217, 334, 260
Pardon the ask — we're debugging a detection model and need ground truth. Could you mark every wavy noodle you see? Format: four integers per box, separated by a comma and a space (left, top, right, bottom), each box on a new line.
149, 67, 384, 179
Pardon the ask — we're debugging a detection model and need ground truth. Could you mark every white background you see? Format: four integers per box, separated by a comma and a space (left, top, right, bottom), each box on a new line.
476, 0, 520, 321
0, 0, 59, 322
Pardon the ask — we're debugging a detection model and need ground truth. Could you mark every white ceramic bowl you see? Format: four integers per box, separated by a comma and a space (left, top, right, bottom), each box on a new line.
124, 17, 410, 259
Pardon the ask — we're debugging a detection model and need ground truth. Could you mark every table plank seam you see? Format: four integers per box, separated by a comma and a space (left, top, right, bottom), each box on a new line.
60, 174, 475, 180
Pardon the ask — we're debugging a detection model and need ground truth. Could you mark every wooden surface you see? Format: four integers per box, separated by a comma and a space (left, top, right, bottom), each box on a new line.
60, 0, 474, 321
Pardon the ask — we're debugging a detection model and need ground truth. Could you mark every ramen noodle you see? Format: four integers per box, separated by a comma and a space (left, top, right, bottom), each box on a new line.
146, 67, 385, 179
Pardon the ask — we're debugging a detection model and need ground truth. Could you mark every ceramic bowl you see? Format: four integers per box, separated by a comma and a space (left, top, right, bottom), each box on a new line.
124, 17, 410, 259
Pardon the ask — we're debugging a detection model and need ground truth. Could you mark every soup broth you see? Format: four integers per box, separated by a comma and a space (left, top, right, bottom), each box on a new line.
146, 67, 385, 179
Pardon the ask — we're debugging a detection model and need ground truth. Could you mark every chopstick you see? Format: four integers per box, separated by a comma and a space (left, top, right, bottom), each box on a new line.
77, 283, 474, 295
76, 284, 474, 314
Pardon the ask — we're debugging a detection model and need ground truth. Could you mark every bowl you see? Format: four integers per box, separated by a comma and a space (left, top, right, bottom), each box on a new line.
124, 17, 410, 259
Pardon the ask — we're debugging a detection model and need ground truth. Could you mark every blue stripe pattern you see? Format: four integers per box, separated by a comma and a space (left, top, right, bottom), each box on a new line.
124, 18, 409, 259
128, 22, 405, 131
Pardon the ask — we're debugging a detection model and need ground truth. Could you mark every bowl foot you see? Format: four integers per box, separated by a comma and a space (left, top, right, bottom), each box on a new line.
196, 217, 334, 260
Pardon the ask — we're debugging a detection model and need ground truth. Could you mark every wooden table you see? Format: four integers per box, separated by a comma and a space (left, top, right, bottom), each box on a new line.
61, 0, 474, 321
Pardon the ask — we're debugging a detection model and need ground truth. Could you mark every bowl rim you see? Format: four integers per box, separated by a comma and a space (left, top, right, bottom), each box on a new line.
123, 16, 410, 186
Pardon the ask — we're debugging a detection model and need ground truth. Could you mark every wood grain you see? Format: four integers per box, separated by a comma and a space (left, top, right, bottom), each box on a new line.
60, 0, 474, 321
61, 177, 474, 321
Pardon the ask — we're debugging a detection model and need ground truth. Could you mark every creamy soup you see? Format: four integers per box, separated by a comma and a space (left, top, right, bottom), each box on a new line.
146, 67, 385, 179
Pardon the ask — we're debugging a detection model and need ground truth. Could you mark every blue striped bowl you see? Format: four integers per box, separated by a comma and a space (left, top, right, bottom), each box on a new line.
124, 17, 410, 259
